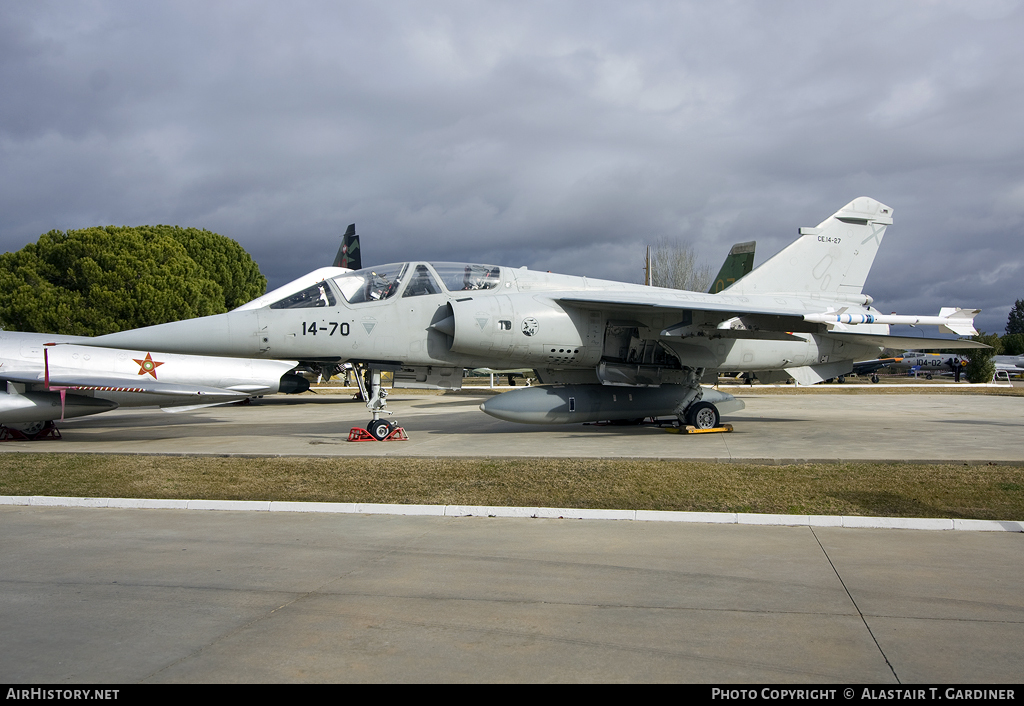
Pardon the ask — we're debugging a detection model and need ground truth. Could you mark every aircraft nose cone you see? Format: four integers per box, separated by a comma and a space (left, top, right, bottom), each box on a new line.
430, 315, 455, 337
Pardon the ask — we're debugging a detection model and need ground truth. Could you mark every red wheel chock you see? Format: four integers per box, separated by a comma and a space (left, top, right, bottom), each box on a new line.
347, 426, 409, 441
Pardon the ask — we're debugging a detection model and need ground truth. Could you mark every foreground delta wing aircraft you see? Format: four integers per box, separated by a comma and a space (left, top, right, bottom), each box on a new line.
88, 197, 985, 438
0, 331, 308, 439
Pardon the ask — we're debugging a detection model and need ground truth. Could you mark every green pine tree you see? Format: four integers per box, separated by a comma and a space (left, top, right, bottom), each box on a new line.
1007, 299, 1024, 336
0, 226, 266, 336
1002, 333, 1024, 356
964, 332, 1000, 383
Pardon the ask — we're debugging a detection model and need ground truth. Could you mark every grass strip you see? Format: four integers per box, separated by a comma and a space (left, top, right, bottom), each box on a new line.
2, 454, 1022, 520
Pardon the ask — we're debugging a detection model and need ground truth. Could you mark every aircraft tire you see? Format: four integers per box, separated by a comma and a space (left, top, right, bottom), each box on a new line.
686, 402, 720, 430
10, 420, 47, 437
871, 374, 880, 384
925, 374, 933, 380
367, 419, 393, 440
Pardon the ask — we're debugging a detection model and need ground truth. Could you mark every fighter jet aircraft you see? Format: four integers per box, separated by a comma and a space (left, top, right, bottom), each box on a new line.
849, 356, 903, 383
994, 354, 1024, 377
86, 197, 986, 438
0, 330, 308, 439
886, 351, 969, 380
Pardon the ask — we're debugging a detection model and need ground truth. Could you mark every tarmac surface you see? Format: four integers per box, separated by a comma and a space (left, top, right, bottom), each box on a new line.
2, 504, 1022, 683
1, 387, 1022, 683
0, 386, 1021, 462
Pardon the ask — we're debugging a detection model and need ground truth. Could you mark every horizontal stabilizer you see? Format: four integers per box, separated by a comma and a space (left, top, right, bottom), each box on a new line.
162, 401, 241, 413
785, 361, 854, 386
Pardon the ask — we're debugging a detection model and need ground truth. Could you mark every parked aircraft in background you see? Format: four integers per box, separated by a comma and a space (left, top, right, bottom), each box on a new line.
708, 241, 756, 294
994, 354, 1024, 376
333, 223, 362, 270
0, 331, 308, 440
0, 224, 368, 439
886, 352, 968, 380
85, 197, 986, 438
850, 357, 903, 383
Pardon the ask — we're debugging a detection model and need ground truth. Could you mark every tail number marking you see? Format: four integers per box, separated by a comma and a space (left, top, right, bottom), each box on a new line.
302, 322, 350, 336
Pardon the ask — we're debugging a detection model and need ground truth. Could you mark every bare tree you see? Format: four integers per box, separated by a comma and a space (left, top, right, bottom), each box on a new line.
644, 240, 713, 292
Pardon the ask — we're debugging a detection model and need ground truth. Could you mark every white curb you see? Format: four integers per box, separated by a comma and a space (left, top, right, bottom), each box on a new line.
4, 495, 1021, 531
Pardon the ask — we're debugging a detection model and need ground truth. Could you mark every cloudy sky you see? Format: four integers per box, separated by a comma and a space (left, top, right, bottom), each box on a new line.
2, 0, 1022, 334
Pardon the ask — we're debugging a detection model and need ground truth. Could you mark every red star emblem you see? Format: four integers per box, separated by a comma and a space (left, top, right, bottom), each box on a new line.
133, 352, 165, 379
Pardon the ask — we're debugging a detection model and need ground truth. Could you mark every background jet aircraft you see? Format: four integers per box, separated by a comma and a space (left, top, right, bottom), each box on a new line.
708, 241, 756, 294
87, 197, 986, 438
0, 331, 307, 439
886, 351, 968, 379
333, 223, 362, 270
850, 357, 903, 383
994, 354, 1024, 377
0, 227, 362, 439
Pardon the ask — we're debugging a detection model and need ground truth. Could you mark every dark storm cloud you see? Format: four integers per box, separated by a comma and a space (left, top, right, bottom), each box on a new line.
2, 0, 1022, 332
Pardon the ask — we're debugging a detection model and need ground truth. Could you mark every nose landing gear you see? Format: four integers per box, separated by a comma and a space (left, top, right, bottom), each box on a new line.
348, 364, 408, 441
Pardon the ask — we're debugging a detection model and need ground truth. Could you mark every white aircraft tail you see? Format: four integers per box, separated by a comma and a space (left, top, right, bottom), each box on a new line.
724, 197, 893, 297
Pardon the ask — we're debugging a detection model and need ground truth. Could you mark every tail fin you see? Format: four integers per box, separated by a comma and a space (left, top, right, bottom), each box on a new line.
724, 197, 893, 297
333, 224, 361, 270
708, 241, 755, 293
938, 307, 980, 336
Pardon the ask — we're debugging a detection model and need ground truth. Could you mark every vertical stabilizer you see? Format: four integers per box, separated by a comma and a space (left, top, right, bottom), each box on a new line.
724, 197, 893, 296
708, 241, 755, 293
333, 224, 361, 270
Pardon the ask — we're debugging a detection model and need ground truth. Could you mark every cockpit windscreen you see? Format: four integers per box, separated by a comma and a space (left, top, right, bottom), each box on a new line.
328, 262, 502, 303
332, 263, 409, 303
269, 281, 336, 309
430, 263, 501, 291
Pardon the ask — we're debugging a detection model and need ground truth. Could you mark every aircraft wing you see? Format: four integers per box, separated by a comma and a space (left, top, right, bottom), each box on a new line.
557, 292, 798, 318
822, 333, 988, 350
554, 293, 987, 350
555, 293, 811, 335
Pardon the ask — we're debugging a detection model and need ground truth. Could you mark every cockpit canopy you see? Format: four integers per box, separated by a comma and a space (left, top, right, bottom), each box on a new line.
268, 262, 502, 309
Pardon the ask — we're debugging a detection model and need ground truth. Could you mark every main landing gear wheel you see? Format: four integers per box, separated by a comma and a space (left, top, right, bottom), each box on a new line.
871, 374, 880, 384
686, 401, 720, 430
367, 419, 395, 440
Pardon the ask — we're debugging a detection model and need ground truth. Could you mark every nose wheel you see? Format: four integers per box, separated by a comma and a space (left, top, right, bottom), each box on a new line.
367, 418, 396, 440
